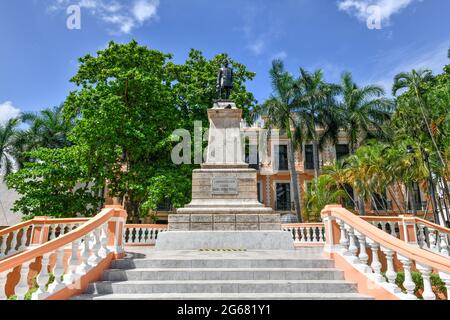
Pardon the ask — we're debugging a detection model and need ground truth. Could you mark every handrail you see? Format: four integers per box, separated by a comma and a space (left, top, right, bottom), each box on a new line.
0, 208, 113, 273
0, 221, 34, 238
414, 217, 450, 234
322, 205, 450, 273
124, 224, 168, 229
282, 223, 324, 228
0, 205, 127, 300
321, 204, 450, 300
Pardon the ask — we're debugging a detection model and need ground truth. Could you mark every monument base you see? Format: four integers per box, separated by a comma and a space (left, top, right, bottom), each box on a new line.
155, 231, 295, 251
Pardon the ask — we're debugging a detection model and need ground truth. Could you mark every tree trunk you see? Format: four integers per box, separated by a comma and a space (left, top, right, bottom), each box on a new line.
407, 183, 417, 215
356, 192, 366, 215
312, 139, 320, 184
287, 139, 302, 223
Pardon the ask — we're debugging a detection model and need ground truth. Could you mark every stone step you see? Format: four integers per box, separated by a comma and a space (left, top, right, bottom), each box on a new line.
102, 268, 345, 281
111, 258, 335, 269
87, 280, 358, 294
72, 292, 373, 300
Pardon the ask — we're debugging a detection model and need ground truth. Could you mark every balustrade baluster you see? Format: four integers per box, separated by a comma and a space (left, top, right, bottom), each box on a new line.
299, 227, 306, 243
15, 261, 32, 300
89, 229, 102, 265
428, 229, 437, 251
397, 255, 417, 300
416, 263, 435, 300
131, 228, 137, 243
63, 240, 81, 284
367, 240, 385, 283
417, 225, 426, 248
336, 220, 349, 254
18, 227, 28, 250
32, 253, 51, 300
345, 226, 359, 263
59, 224, 67, 237
100, 224, 110, 256
388, 222, 396, 237
355, 231, 369, 267
9, 230, 19, 254
292, 227, 302, 243
318, 227, 324, 242
77, 234, 92, 274
438, 233, 449, 256
0, 235, 6, 258
305, 227, 311, 242
143, 228, 149, 243
380, 247, 400, 292
48, 226, 56, 241
47, 248, 66, 293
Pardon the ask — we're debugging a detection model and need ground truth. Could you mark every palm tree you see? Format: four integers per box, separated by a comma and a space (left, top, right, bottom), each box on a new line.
259, 60, 303, 222
392, 69, 447, 170
16, 105, 72, 167
322, 159, 358, 209
338, 72, 393, 213
339, 72, 393, 154
0, 118, 20, 178
303, 174, 347, 222
294, 68, 341, 181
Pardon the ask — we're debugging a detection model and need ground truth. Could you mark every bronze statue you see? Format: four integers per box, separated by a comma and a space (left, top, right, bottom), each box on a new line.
216, 59, 234, 100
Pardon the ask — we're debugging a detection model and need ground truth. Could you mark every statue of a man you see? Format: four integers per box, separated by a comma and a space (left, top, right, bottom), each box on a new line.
216, 59, 234, 100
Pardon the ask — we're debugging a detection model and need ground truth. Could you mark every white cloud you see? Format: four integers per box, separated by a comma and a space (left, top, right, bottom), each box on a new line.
132, 0, 159, 23
48, 0, 160, 34
0, 101, 21, 125
337, 0, 421, 25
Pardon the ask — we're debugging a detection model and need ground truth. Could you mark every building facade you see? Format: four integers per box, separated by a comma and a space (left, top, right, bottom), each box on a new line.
132, 119, 430, 224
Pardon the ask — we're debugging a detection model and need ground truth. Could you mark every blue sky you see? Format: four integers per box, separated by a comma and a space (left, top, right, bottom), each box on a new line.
0, 0, 449, 122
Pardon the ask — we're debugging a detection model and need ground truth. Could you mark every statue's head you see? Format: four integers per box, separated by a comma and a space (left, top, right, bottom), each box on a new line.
223, 59, 230, 68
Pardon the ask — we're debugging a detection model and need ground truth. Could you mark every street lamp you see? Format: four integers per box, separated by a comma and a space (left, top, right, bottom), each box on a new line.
407, 145, 440, 225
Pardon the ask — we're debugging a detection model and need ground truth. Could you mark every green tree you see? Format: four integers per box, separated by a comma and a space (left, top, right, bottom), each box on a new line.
339, 72, 393, 153
295, 68, 341, 181
393, 69, 447, 170
6, 146, 103, 220
338, 71, 393, 213
5, 41, 258, 221
303, 174, 347, 222
14, 105, 72, 168
0, 118, 20, 178
258, 60, 302, 222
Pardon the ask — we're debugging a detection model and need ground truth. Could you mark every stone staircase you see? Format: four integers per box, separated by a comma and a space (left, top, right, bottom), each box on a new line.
72, 247, 373, 300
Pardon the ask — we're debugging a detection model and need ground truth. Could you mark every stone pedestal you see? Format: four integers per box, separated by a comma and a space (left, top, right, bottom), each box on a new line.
156, 101, 288, 250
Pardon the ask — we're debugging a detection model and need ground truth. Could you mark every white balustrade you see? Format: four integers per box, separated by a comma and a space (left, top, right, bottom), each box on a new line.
281, 224, 326, 245
0, 213, 121, 300
123, 225, 167, 246
325, 209, 450, 300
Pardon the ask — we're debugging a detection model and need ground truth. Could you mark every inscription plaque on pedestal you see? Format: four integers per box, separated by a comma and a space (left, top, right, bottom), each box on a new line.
211, 177, 238, 195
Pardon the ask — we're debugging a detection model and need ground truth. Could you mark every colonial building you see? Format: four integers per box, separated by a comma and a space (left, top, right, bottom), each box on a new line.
132, 118, 431, 225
